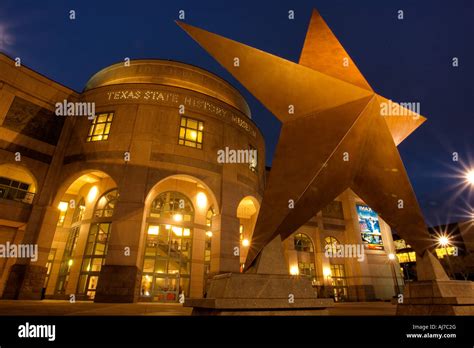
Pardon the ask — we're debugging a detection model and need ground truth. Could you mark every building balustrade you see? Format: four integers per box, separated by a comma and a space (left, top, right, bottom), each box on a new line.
0, 185, 35, 204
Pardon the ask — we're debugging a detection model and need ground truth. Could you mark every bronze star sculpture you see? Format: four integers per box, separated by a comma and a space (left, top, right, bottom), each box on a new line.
177, 10, 447, 280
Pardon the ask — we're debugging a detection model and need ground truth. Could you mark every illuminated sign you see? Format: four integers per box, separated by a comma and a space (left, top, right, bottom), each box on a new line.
356, 204, 384, 250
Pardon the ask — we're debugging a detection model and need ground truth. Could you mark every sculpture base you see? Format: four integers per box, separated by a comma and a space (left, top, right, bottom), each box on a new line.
396, 280, 474, 315
184, 272, 333, 316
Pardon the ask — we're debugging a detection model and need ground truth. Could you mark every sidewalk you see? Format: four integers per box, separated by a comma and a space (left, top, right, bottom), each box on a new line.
0, 300, 397, 316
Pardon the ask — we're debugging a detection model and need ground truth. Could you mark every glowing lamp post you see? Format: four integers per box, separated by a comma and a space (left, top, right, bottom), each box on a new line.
438, 235, 453, 279
466, 169, 474, 185
388, 253, 401, 296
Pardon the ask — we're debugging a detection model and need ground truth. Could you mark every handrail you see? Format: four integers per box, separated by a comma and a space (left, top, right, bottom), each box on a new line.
0, 184, 35, 204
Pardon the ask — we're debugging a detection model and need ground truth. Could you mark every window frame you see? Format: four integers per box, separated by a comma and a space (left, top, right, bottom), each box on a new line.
178, 116, 204, 149
86, 112, 114, 142
294, 233, 314, 252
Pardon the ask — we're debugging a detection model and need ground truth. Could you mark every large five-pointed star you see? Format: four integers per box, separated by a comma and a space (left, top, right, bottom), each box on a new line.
177, 10, 436, 270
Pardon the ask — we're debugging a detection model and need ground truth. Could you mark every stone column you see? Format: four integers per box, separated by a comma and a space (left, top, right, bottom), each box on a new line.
2, 114, 76, 300
94, 166, 146, 303
190, 227, 206, 298
64, 222, 91, 296
2, 205, 60, 300
210, 213, 240, 275
0, 226, 22, 294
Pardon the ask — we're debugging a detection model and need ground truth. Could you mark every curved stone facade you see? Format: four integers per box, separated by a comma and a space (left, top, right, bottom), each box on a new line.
0, 56, 265, 302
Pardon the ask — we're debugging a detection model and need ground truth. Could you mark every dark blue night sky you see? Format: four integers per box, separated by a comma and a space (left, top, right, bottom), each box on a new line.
1, 0, 473, 226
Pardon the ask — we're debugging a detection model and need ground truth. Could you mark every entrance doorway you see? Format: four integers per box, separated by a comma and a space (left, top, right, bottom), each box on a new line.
141, 191, 194, 302
141, 223, 192, 302
330, 264, 348, 302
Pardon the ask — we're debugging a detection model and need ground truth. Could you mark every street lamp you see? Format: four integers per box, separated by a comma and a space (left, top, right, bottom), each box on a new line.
437, 234, 453, 278
323, 267, 333, 298
388, 253, 401, 296
466, 169, 474, 185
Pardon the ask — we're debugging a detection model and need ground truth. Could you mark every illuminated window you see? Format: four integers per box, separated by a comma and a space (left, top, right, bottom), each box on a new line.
293, 233, 316, 283
396, 251, 417, 263
330, 264, 348, 302
77, 188, 117, 300
393, 239, 407, 250
178, 116, 203, 149
249, 144, 258, 172
86, 112, 113, 142
142, 191, 194, 302
57, 201, 69, 226
43, 249, 57, 288
396, 252, 410, 263
324, 236, 340, 256
56, 226, 80, 294
435, 247, 456, 258
0, 176, 33, 204
94, 189, 118, 218
77, 223, 111, 299
149, 191, 194, 222
204, 206, 215, 293
294, 233, 314, 252
205, 206, 214, 263
298, 262, 316, 278
72, 198, 86, 224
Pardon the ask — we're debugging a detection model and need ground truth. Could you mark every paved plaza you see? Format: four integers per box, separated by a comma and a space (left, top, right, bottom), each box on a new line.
0, 300, 396, 316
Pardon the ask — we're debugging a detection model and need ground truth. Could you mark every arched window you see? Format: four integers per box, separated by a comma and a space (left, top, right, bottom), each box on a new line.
149, 191, 194, 221
77, 189, 118, 299
324, 236, 340, 256
294, 233, 314, 252
293, 233, 316, 282
203, 206, 215, 293
94, 189, 118, 218
141, 191, 194, 302
56, 197, 86, 294
206, 206, 215, 227
72, 197, 86, 224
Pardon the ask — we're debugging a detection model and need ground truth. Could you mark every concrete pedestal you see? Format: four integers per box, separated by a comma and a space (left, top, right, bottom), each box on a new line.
94, 265, 140, 303
184, 235, 333, 315
186, 272, 333, 315
396, 250, 474, 315
2, 264, 47, 300
396, 280, 474, 315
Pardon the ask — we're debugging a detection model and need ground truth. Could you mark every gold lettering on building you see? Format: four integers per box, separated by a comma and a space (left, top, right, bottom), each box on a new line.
104, 88, 256, 137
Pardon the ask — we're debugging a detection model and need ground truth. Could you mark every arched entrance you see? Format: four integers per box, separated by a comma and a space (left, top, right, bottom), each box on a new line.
139, 174, 220, 302
324, 236, 348, 302
45, 170, 117, 300
293, 233, 317, 285
76, 188, 118, 299
141, 191, 194, 302
236, 196, 260, 271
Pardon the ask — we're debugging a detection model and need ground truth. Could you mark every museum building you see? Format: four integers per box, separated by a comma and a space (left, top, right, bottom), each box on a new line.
0, 53, 403, 303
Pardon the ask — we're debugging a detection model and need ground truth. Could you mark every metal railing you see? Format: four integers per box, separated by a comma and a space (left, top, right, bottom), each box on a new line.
0, 185, 35, 204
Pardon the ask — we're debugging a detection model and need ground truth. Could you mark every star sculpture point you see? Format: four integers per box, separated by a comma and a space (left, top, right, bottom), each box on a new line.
177, 10, 439, 273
